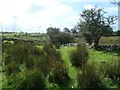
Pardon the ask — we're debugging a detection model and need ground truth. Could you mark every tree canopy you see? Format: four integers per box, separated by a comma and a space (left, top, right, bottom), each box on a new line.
77, 7, 117, 48
46, 27, 74, 48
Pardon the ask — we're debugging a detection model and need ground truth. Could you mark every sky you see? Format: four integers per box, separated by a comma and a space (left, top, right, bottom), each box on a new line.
0, 0, 118, 33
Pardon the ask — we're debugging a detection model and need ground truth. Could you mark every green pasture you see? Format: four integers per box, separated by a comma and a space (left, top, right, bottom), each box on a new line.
2, 33, 49, 41
59, 46, 120, 88
3, 33, 120, 46
59, 46, 119, 67
99, 36, 120, 45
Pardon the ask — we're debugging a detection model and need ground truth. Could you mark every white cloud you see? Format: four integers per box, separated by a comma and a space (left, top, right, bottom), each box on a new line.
0, 0, 118, 32
0, 0, 77, 32
84, 4, 95, 10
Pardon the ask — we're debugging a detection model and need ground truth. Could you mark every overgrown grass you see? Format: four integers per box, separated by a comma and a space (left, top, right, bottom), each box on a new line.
69, 44, 88, 68
2, 43, 120, 89
59, 46, 120, 88
88, 49, 119, 65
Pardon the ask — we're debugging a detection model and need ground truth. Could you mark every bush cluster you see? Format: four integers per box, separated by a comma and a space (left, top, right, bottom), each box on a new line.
100, 60, 120, 86
69, 43, 88, 68
2, 42, 70, 89
77, 63, 105, 89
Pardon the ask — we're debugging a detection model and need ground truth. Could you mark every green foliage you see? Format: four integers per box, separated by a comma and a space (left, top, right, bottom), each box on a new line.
99, 36, 120, 46
46, 26, 74, 48
101, 76, 118, 88
2, 41, 120, 89
70, 43, 88, 68
77, 62, 104, 89
77, 7, 117, 48
16, 69, 46, 90
63, 27, 70, 33
52, 32, 74, 45
101, 60, 120, 85
43, 44, 70, 86
46, 27, 60, 37
71, 28, 78, 34
2, 42, 70, 89
2, 43, 47, 89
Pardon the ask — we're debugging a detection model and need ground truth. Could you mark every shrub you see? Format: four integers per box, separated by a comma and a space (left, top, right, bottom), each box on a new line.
48, 61, 70, 86
7, 68, 46, 90
3, 42, 70, 88
70, 43, 88, 68
102, 60, 120, 85
16, 69, 46, 90
3, 42, 47, 89
77, 62, 104, 89
43, 44, 70, 87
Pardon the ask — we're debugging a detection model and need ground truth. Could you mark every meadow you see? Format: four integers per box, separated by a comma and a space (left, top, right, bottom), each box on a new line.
1, 42, 120, 89
60, 46, 120, 88
1, 33, 120, 89
99, 36, 120, 45
3, 33, 120, 45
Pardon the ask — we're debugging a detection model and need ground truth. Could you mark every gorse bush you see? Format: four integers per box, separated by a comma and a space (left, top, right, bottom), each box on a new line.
70, 43, 88, 68
77, 62, 104, 89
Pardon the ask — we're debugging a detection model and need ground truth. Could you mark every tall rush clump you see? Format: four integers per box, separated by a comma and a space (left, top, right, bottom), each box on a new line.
3, 42, 70, 89
77, 62, 105, 89
2, 42, 46, 89
43, 44, 70, 87
69, 43, 105, 88
69, 43, 88, 68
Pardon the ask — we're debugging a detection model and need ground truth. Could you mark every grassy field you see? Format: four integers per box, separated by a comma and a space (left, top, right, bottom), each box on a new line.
60, 46, 119, 67
1, 33, 120, 88
59, 46, 120, 88
99, 36, 120, 45
3, 33, 120, 46
2, 33, 48, 40
1, 45, 120, 88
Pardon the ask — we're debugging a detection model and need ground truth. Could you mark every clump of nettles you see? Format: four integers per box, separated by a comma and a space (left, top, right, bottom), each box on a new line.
70, 43, 88, 68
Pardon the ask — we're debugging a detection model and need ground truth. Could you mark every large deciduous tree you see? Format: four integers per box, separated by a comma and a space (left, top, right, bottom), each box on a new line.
77, 7, 117, 48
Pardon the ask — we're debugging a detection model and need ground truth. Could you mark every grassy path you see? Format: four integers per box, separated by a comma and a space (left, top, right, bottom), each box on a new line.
59, 46, 120, 87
